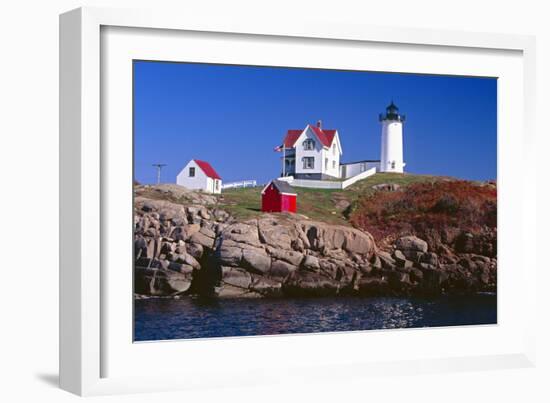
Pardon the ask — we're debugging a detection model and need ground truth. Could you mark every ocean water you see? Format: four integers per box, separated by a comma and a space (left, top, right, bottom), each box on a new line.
134, 294, 497, 341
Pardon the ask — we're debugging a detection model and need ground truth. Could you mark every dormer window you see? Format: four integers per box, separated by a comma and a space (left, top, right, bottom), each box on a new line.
303, 139, 315, 150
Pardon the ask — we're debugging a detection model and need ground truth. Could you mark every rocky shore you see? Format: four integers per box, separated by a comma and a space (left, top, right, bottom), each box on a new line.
134, 185, 497, 299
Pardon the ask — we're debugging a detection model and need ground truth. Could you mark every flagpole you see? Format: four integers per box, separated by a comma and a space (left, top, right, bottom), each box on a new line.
282, 144, 286, 177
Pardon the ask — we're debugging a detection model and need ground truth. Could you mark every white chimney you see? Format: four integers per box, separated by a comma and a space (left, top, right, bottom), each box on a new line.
316, 120, 322, 128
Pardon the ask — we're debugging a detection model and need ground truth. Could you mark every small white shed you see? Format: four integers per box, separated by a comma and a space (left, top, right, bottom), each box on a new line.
176, 159, 222, 194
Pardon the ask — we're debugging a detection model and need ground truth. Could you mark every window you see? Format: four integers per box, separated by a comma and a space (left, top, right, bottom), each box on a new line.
391, 161, 396, 169
325, 158, 328, 170
215, 180, 219, 190
189, 167, 195, 177
303, 157, 314, 169
332, 160, 336, 169
332, 144, 336, 155
303, 139, 315, 150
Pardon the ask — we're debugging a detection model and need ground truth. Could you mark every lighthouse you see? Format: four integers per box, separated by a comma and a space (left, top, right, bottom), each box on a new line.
379, 101, 406, 173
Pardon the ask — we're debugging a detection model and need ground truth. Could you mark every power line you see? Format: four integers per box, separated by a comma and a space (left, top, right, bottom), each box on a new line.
152, 163, 167, 185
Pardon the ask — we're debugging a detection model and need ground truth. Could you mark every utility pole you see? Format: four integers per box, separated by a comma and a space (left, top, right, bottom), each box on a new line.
152, 163, 167, 185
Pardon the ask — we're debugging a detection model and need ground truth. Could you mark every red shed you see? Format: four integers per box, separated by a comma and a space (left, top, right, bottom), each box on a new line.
261, 180, 297, 213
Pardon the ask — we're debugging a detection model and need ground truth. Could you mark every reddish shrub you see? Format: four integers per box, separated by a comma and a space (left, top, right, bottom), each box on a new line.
350, 181, 497, 241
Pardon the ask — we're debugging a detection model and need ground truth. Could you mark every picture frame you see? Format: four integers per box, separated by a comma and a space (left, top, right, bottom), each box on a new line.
60, 6, 537, 396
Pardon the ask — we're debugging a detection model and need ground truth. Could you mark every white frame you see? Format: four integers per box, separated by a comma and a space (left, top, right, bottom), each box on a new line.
59, 7, 537, 396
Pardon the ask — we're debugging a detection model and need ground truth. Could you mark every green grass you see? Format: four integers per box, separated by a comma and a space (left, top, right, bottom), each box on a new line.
218, 173, 447, 224
345, 172, 446, 198
217, 187, 263, 220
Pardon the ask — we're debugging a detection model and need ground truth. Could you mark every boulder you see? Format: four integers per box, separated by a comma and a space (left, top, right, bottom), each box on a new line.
186, 242, 204, 260
420, 252, 439, 266
370, 254, 382, 270
258, 218, 295, 250
222, 222, 263, 247
301, 222, 374, 256
134, 237, 147, 259
160, 241, 176, 255
134, 267, 192, 296
371, 183, 400, 192
334, 199, 351, 211
168, 262, 194, 274
216, 245, 243, 266
267, 247, 304, 266
343, 230, 375, 256
171, 216, 187, 226
184, 223, 201, 238
249, 276, 283, 297
283, 271, 341, 297
394, 236, 428, 253
199, 208, 211, 220
302, 224, 324, 250
397, 260, 413, 270
302, 255, 320, 270
151, 259, 170, 270
269, 259, 298, 279
146, 238, 161, 258
378, 251, 396, 270
393, 250, 407, 264
220, 267, 252, 289
402, 250, 424, 262
242, 248, 272, 274
199, 226, 216, 239
175, 252, 201, 269
392, 250, 413, 270
169, 226, 186, 241
189, 231, 215, 249
212, 209, 230, 222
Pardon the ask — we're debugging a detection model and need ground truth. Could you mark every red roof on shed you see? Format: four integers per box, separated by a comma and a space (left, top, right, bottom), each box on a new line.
282, 125, 337, 148
194, 159, 221, 180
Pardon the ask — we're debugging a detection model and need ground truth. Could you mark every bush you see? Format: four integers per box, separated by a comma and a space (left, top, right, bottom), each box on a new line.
350, 181, 496, 241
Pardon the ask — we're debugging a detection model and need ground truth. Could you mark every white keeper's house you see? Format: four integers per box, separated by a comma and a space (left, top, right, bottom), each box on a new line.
278, 102, 406, 187
176, 159, 222, 194
279, 121, 343, 180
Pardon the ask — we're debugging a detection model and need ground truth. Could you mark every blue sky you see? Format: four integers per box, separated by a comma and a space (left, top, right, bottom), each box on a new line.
134, 61, 496, 184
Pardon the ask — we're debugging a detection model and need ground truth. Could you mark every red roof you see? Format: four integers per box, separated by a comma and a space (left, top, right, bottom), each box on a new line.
194, 159, 221, 180
283, 129, 304, 148
282, 125, 337, 148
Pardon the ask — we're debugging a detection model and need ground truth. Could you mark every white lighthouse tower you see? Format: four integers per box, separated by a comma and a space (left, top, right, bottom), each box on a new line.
379, 101, 406, 173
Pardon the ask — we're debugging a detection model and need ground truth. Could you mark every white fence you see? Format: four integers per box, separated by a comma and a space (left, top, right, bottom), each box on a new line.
341, 167, 377, 188
277, 167, 376, 190
222, 180, 257, 189
288, 179, 344, 189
